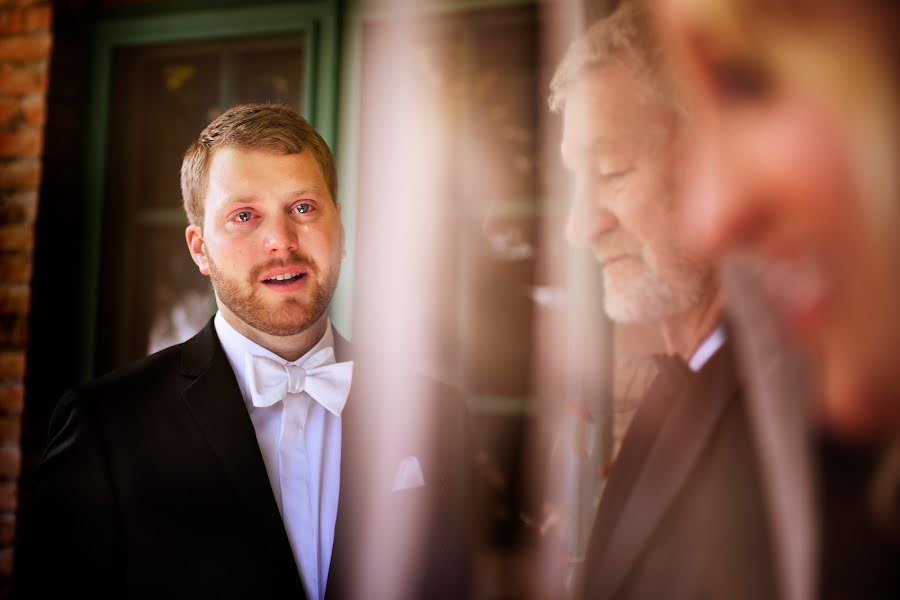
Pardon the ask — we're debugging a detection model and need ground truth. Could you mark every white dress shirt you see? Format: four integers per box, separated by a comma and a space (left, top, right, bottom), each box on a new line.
215, 312, 343, 600
688, 323, 727, 372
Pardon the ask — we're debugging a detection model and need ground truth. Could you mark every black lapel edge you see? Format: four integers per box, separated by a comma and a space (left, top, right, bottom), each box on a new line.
180, 319, 306, 597
591, 343, 740, 598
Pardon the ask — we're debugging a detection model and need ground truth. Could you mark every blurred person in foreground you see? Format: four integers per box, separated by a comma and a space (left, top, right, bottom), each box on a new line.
13, 104, 471, 599
548, 4, 790, 598
654, 0, 900, 597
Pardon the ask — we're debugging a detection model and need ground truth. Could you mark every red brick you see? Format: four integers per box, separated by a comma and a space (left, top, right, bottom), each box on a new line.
0, 313, 27, 348
23, 5, 50, 31
0, 383, 25, 418
0, 158, 40, 189
0, 385, 22, 415
0, 190, 36, 225
0, 33, 51, 61
0, 97, 16, 127
0, 10, 26, 36
0, 482, 15, 511
0, 64, 46, 95
0, 515, 14, 548
0, 285, 28, 315
0, 0, 47, 8
0, 251, 31, 283
0, 9, 29, 36
0, 5, 49, 35
0, 417, 20, 444
0, 445, 18, 478
9, 0, 51, 7
0, 352, 23, 379
0, 513, 15, 546
0, 547, 12, 577
0, 226, 32, 251
19, 93, 41, 125
0, 128, 41, 157
0, 446, 19, 479
0, 94, 40, 130
0, 201, 24, 224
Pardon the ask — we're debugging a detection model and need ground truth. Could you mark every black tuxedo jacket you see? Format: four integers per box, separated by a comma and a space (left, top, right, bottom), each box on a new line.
13, 319, 472, 599
578, 342, 777, 600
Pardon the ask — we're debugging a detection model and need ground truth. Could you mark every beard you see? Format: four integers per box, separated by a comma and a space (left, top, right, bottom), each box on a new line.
207, 249, 340, 337
602, 248, 710, 324
603, 267, 705, 323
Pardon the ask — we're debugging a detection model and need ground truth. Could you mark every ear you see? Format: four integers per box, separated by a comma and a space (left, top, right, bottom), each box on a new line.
185, 224, 210, 276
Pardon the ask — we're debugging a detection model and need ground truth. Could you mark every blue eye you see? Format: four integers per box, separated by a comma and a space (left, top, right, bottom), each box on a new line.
294, 203, 313, 214
236, 211, 252, 222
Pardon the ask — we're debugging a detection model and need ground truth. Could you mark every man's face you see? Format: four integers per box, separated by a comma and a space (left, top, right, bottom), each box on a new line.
186, 147, 344, 338
560, 63, 711, 323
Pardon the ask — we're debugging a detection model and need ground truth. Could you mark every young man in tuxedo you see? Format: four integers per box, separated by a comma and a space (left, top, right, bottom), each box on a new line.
13, 104, 471, 599
549, 5, 791, 598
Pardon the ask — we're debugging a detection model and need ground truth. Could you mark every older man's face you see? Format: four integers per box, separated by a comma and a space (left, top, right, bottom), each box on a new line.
560, 63, 710, 323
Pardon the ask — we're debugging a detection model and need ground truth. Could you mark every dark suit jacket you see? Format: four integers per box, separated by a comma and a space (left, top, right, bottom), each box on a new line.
577, 342, 777, 600
13, 319, 472, 599
818, 434, 900, 600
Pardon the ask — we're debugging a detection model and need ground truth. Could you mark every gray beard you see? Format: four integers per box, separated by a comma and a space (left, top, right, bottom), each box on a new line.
603, 268, 707, 323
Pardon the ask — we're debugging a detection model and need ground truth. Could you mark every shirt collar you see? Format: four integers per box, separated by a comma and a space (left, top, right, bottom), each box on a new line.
214, 311, 334, 409
688, 323, 727, 372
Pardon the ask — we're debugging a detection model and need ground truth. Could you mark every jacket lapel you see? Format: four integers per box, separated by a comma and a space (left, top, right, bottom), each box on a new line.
583, 356, 688, 569
590, 343, 739, 598
180, 319, 306, 597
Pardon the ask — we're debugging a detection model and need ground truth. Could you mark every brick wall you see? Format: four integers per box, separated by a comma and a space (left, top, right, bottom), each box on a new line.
0, 0, 52, 594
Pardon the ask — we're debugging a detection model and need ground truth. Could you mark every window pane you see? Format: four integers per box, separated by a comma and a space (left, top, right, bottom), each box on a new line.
118, 45, 222, 210
234, 38, 305, 106
136, 225, 213, 357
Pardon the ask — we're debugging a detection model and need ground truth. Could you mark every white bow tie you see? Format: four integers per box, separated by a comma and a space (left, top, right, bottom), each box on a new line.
245, 347, 353, 416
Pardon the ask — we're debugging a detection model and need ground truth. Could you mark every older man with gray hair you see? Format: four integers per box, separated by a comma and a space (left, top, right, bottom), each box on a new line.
549, 3, 780, 599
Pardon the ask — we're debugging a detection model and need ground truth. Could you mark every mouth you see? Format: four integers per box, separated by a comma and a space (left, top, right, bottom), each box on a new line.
259, 266, 310, 291
263, 272, 306, 284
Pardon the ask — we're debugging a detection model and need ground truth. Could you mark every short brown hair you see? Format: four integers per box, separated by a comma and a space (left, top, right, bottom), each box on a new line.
548, 2, 677, 114
180, 103, 337, 226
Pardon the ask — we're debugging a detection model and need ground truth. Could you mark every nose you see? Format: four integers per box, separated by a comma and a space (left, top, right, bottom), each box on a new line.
263, 215, 300, 255
565, 171, 618, 248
